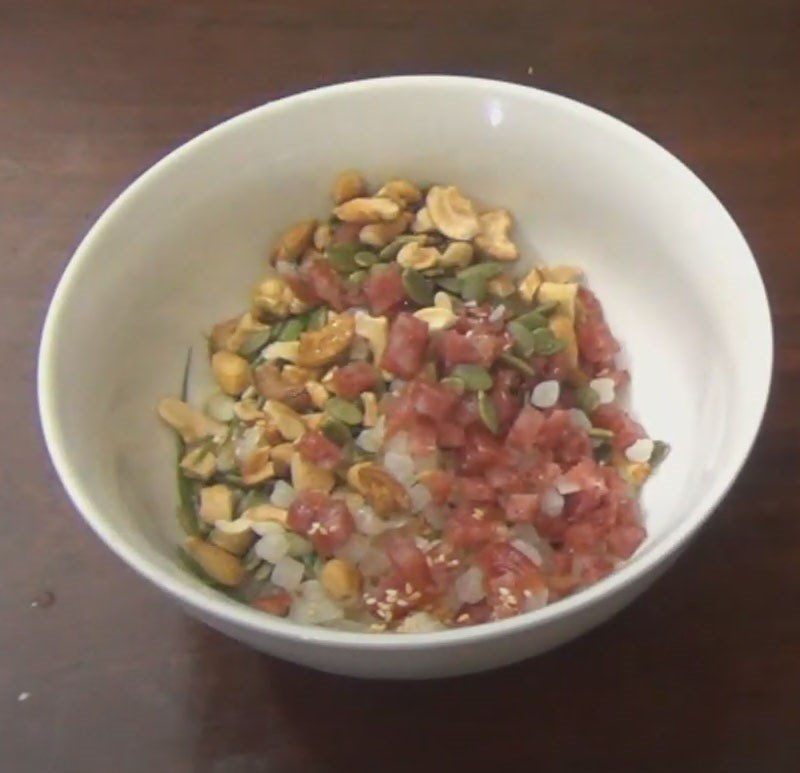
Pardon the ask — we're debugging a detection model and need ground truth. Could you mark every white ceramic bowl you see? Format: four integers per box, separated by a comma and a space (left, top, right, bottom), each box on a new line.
38, 76, 772, 679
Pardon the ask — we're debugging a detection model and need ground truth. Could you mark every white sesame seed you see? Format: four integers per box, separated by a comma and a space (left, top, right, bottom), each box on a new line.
589, 377, 615, 405
625, 437, 654, 463
17, 692, 30, 702
456, 613, 470, 623
531, 380, 560, 409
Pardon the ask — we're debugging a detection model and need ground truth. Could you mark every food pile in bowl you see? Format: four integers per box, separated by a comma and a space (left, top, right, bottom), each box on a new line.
157, 171, 667, 633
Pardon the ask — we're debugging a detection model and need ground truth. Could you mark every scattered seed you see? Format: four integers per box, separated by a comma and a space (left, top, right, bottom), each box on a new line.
348, 270, 368, 286
321, 417, 353, 446
277, 316, 307, 342
588, 427, 614, 439
531, 327, 566, 355
575, 385, 600, 413
379, 235, 425, 262
514, 310, 548, 330
307, 306, 328, 331
439, 376, 466, 395
498, 352, 536, 376
325, 396, 363, 426
402, 268, 435, 306
240, 328, 273, 358
354, 250, 379, 268
507, 321, 538, 357
478, 390, 499, 434
436, 276, 462, 294
326, 242, 363, 273
459, 273, 488, 303
456, 262, 504, 282
450, 364, 493, 391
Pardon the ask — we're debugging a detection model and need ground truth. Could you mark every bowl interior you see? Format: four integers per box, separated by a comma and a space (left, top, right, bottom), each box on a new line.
40, 78, 771, 637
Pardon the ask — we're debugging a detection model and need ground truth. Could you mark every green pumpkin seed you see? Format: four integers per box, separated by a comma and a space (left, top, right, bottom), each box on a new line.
277, 316, 307, 342
531, 327, 566, 355
321, 417, 353, 446
514, 310, 548, 330
460, 274, 488, 303
238, 490, 269, 513
498, 351, 536, 376
354, 250, 379, 268
348, 270, 368, 286
650, 440, 671, 467
533, 300, 559, 316
268, 321, 285, 342
436, 276, 462, 294
326, 242, 363, 273
456, 261, 504, 282
450, 364, 493, 391
422, 267, 445, 277
575, 385, 600, 413
379, 235, 425, 262
478, 390, 499, 434
325, 396, 363, 426
307, 306, 328, 331
507, 321, 538, 357
239, 327, 273, 358
369, 262, 392, 276
588, 427, 614, 440
402, 268, 435, 306
439, 376, 466, 395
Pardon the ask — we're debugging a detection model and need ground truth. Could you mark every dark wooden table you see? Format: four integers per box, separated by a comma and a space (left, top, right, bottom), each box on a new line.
2, 1, 798, 771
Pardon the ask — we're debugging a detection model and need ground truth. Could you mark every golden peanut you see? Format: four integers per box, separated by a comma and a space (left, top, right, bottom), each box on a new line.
273, 220, 316, 262
297, 313, 355, 367
331, 170, 366, 204
376, 179, 422, 206
333, 197, 400, 223
243, 503, 289, 527
291, 452, 335, 493
359, 213, 412, 248
240, 447, 276, 486
346, 462, 410, 516
269, 442, 295, 476
180, 446, 217, 480
263, 400, 306, 441
210, 524, 255, 556
321, 558, 362, 601
252, 276, 309, 319
158, 397, 225, 443
199, 484, 235, 524
185, 537, 246, 587
211, 351, 251, 396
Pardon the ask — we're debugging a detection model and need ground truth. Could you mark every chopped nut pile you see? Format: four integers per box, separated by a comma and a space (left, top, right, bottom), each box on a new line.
159, 173, 668, 632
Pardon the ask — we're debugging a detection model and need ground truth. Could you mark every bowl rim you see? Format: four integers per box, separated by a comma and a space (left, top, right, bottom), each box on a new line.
38, 75, 773, 650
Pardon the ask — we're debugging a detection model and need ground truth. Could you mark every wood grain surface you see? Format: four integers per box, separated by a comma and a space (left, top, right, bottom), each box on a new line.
1, 1, 798, 771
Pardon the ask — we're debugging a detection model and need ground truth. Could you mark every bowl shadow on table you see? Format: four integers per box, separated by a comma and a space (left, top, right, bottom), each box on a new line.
181, 506, 764, 773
